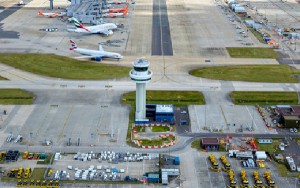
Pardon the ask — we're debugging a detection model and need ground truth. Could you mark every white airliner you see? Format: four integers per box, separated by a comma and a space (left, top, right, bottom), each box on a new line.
37, 10, 66, 18
69, 40, 123, 61
102, 9, 128, 18
106, 0, 128, 4
68, 17, 117, 36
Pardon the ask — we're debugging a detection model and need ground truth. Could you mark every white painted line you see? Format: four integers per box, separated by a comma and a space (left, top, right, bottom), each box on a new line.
220, 169, 227, 187
194, 106, 201, 132
204, 155, 213, 188
245, 106, 258, 131
286, 177, 292, 188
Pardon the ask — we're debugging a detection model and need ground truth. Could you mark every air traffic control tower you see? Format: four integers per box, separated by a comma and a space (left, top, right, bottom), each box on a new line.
129, 59, 153, 123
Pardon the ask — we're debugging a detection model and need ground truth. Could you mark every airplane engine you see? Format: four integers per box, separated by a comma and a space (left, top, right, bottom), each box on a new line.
94, 57, 102, 61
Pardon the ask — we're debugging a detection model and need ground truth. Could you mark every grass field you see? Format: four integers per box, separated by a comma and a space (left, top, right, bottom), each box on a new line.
30, 168, 46, 180
122, 90, 205, 142
231, 91, 299, 105
0, 89, 35, 104
122, 90, 205, 106
191, 139, 201, 150
139, 136, 175, 146
151, 126, 170, 132
0, 54, 130, 80
226, 47, 278, 58
249, 28, 266, 44
255, 139, 281, 153
189, 65, 300, 83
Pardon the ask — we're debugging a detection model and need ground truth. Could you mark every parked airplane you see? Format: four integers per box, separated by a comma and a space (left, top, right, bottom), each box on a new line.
108, 4, 128, 13
106, 0, 128, 4
69, 40, 123, 61
102, 9, 128, 18
68, 17, 117, 36
37, 10, 66, 18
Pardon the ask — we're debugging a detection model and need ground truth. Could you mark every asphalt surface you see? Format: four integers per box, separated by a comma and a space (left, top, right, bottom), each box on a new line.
0, 5, 20, 39
151, 0, 173, 56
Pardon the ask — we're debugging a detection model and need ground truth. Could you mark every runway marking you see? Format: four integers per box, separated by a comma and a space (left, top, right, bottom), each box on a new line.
56, 106, 74, 143
220, 105, 228, 125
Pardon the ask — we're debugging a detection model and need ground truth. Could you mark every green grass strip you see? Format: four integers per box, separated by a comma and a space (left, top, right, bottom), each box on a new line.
231, 91, 298, 105
122, 90, 205, 106
30, 168, 46, 180
0, 89, 35, 104
189, 65, 300, 83
151, 126, 170, 132
249, 28, 266, 44
0, 54, 130, 80
226, 47, 279, 58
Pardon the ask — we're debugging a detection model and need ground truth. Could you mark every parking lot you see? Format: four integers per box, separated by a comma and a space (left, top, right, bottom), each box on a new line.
52, 152, 159, 181
179, 150, 299, 188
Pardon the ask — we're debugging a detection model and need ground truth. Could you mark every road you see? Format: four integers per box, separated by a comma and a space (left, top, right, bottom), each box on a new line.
0, 79, 299, 92
0, 133, 298, 154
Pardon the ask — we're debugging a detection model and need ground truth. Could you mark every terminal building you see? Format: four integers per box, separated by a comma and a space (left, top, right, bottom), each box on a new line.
67, 0, 103, 23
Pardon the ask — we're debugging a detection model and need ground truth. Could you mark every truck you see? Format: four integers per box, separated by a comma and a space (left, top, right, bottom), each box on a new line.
253, 171, 264, 188
173, 156, 180, 165
229, 150, 253, 160
240, 170, 251, 188
209, 154, 220, 172
264, 171, 277, 188
220, 155, 231, 172
124, 176, 138, 182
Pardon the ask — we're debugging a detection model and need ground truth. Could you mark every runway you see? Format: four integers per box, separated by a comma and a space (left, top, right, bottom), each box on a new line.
151, 0, 173, 56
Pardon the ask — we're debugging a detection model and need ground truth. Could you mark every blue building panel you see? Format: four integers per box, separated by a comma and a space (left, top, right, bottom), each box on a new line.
154, 104, 175, 124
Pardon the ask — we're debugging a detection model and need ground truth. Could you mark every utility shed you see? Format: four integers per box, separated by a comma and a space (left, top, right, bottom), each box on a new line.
275, 106, 300, 128
283, 116, 300, 128
201, 138, 220, 151
255, 151, 267, 161
147, 173, 159, 183
155, 104, 174, 124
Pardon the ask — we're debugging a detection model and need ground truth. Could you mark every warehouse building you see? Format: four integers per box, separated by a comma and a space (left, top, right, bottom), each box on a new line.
201, 138, 220, 151
275, 105, 300, 128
